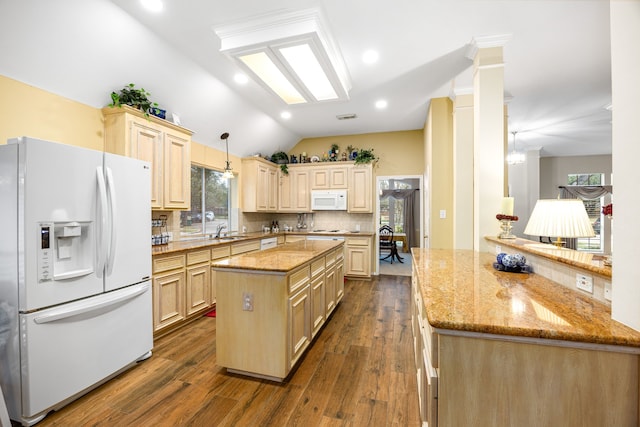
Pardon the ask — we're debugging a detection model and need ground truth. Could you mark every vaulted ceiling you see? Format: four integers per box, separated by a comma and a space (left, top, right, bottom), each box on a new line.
0, 0, 612, 158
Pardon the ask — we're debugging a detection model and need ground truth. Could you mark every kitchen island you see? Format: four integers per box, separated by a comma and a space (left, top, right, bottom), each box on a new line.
411, 248, 640, 427
212, 239, 344, 381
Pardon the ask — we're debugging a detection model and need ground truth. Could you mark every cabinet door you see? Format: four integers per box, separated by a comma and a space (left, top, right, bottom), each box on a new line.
325, 263, 336, 316
335, 259, 344, 303
268, 167, 278, 211
310, 275, 325, 337
348, 165, 372, 213
186, 264, 210, 315
153, 271, 185, 332
278, 171, 294, 211
311, 169, 330, 189
130, 121, 163, 209
289, 285, 311, 368
163, 132, 191, 209
293, 169, 310, 211
330, 167, 348, 189
346, 245, 370, 277
256, 164, 270, 211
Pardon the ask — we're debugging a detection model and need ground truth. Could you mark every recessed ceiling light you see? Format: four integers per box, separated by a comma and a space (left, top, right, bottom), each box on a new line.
362, 50, 379, 64
375, 99, 388, 109
141, 0, 163, 13
234, 73, 249, 84
280, 111, 292, 119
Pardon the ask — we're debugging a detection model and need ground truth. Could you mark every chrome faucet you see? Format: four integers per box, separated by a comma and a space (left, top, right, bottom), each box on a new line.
214, 224, 227, 239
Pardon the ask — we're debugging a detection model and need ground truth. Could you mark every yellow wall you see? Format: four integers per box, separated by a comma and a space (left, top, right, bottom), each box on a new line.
0, 75, 104, 150
288, 130, 424, 177
425, 98, 454, 249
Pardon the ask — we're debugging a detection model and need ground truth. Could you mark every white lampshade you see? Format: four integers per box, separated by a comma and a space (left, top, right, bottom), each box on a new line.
524, 199, 595, 246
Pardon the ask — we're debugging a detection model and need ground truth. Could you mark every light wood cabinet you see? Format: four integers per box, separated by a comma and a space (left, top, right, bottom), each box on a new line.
241, 158, 279, 212
278, 167, 310, 212
152, 254, 186, 332
325, 249, 337, 316
215, 242, 343, 381
335, 249, 344, 302
310, 165, 348, 189
310, 258, 326, 337
186, 249, 211, 316
345, 236, 372, 278
210, 246, 231, 306
288, 284, 311, 368
348, 164, 373, 213
103, 105, 192, 210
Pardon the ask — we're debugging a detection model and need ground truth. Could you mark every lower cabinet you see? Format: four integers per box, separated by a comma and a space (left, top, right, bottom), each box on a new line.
345, 236, 372, 278
215, 244, 344, 381
153, 246, 227, 336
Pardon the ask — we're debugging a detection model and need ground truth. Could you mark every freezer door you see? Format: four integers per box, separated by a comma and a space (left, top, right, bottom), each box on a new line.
17, 138, 105, 311
18, 282, 153, 421
103, 153, 151, 291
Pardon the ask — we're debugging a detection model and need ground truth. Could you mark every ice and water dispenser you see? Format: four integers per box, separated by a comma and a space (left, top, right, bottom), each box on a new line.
38, 221, 93, 282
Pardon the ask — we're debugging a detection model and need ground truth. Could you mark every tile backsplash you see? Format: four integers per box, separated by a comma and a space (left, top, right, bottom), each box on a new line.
241, 211, 374, 233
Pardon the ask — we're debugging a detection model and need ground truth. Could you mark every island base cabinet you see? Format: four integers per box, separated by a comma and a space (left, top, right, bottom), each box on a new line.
216, 271, 289, 380
436, 334, 639, 427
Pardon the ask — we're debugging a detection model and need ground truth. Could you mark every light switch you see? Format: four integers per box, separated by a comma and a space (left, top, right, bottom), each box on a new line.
439, 210, 446, 219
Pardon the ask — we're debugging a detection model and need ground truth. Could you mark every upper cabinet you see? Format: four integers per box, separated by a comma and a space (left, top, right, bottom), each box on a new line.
241, 158, 373, 214
310, 165, 348, 189
103, 106, 192, 210
279, 166, 311, 212
348, 164, 373, 213
241, 157, 279, 212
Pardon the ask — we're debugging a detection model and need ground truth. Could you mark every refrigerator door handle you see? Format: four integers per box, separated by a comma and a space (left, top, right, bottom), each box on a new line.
96, 167, 109, 276
105, 166, 117, 275
33, 282, 150, 324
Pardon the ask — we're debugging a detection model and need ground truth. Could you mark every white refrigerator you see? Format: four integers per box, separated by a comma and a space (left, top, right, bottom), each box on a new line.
0, 137, 153, 426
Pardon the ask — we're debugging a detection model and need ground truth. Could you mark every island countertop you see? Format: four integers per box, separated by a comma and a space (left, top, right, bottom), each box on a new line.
212, 239, 343, 273
412, 248, 640, 348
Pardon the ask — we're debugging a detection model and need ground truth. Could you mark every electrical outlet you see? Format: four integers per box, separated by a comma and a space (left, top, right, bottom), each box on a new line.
604, 281, 612, 301
576, 273, 593, 294
242, 292, 254, 311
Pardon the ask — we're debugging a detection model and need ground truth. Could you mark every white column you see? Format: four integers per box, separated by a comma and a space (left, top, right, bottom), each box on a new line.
467, 35, 510, 252
451, 91, 475, 250
610, 0, 640, 331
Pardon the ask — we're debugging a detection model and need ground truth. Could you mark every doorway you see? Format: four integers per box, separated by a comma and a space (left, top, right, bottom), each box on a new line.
375, 175, 423, 276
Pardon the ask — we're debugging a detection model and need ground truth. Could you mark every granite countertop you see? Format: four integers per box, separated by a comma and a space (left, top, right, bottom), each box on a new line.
485, 236, 611, 277
212, 240, 344, 273
152, 230, 373, 256
412, 248, 640, 348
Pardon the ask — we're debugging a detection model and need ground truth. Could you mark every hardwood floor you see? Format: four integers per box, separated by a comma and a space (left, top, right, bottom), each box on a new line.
38, 275, 420, 426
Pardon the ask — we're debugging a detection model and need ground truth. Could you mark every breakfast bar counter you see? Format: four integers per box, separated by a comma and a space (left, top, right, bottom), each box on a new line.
411, 248, 640, 427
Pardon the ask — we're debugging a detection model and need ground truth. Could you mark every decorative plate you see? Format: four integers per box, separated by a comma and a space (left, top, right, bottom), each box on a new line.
310, 155, 320, 162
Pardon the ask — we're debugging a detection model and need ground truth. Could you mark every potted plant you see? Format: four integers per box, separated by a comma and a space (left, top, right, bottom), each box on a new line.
270, 151, 289, 165
354, 148, 378, 164
108, 83, 164, 118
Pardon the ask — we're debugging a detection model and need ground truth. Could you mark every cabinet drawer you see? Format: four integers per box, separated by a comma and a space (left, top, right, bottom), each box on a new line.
289, 265, 311, 294
231, 240, 260, 255
277, 235, 285, 245
311, 258, 325, 278
211, 245, 231, 260
346, 237, 369, 246
187, 249, 210, 266
285, 235, 306, 243
153, 254, 186, 274
325, 250, 336, 266
335, 247, 344, 261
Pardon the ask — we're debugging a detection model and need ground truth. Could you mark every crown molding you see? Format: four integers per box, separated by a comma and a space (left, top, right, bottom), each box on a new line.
465, 34, 512, 59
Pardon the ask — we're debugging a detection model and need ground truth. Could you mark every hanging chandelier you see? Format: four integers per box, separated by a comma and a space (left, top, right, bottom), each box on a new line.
507, 131, 525, 165
220, 132, 234, 179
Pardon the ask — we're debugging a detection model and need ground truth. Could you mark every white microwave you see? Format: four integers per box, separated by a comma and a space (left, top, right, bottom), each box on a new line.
311, 189, 347, 211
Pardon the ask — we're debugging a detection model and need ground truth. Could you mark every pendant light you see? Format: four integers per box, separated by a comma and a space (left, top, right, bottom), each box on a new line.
507, 131, 525, 165
220, 132, 234, 179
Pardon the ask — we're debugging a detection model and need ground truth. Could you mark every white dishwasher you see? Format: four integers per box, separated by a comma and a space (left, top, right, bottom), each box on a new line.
260, 237, 278, 250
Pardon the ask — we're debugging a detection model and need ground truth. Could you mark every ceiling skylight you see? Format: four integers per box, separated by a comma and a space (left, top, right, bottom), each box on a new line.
215, 8, 351, 105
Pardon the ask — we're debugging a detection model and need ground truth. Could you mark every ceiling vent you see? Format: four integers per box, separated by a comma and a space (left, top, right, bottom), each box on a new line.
336, 113, 357, 120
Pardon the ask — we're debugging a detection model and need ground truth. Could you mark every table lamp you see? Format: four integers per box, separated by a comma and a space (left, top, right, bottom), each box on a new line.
524, 199, 595, 248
